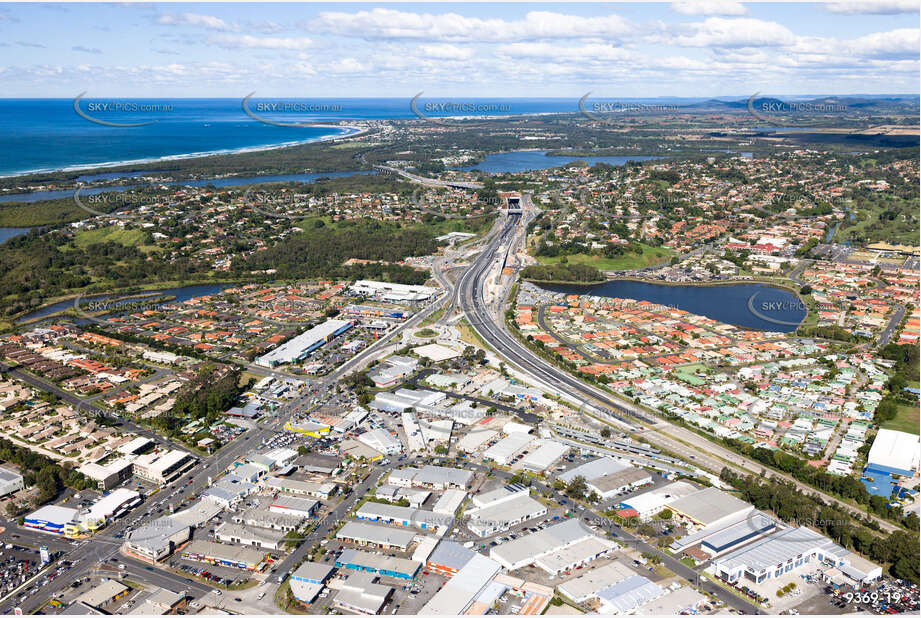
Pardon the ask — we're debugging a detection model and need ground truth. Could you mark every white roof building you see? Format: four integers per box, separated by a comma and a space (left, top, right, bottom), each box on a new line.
867, 428, 920, 476
421, 554, 501, 615
490, 519, 599, 571
520, 440, 570, 472
357, 428, 403, 455
483, 433, 533, 465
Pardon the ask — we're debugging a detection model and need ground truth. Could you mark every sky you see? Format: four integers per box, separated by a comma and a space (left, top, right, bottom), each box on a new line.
0, 1, 918, 98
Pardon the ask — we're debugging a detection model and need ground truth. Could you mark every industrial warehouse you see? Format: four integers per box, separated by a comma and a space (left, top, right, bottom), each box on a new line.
255, 319, 354, 367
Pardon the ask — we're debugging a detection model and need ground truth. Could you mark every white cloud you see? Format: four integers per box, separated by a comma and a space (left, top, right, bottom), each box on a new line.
208, 34, 313, 50
156, 12, 238, 32
671, 17, 797, 48
418, 44, 474, 60
825, 0, 919, 14
671, 0, 747, 16
311, 8, 630, 42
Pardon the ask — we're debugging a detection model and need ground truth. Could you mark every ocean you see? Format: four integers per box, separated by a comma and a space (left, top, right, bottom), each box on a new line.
0, 97, 694, 178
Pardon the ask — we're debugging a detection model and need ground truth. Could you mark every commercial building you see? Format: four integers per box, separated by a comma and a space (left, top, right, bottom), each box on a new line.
336, 521, 419, 550
667, 487, 754, 530
433, 489, 467, 516
269, 495, 319, 518
587, 468, 654, 500
356, 428, 403, 455
482, 433, 533, 465
75, 580, 129, 609
202, 475, 257, 509
283, 420, 331, 438
78, 457, 135, 490
355, 502, 450, 531
335, 548, 421, 580
343, 304, 411, 321
466, 491, 547, 538
255, 319, 354, 367
180, 540, 268, 571
133, 449, 196, 485
558, 456, 627, 483
67, 488, 141, 534
0, 467, 24, 498
387, 465, 473, 490
367, 357, 420, 389
557, 561, 637, 603
412, 343, 461, 362
597, 575, 666, 614
24, 505, 77, 535
266, 477, 337, 499
671, 512, 777, 557
712, 526, 881, 585
297, 453, 341, 475
124, 517, 191, 562
421, 554, 502, 615
349, 280, 438, 304
534, 536, 617, 575
376, 485, 430, 507
866, 428, 920, 477
263, 448, 298, 468
490, 519, 600, 572
126, 588, 187, 615
290, 562, 334, 604
117, 437, 153, 455
617, 481, 698, 519
520, 440, 570, 473
239, 505, 303, 532
636, 586, 707, 615
214, 523, 286, 551
427, 540, 477, 576
334, 572, 394, 615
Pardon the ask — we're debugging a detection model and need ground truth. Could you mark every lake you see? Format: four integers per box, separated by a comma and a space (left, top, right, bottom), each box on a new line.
536, 280, 805, 332
453, 150, 661, 174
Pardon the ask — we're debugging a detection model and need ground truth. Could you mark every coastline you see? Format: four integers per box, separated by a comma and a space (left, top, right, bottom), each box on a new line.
0, 123, 367, 181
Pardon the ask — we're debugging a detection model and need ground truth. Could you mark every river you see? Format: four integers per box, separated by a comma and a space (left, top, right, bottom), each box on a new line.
0, 170, 376, 204
15, 283, 230, 324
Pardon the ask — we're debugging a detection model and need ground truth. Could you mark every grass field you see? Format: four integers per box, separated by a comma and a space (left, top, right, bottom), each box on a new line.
536, 244, 673, 271
882, 403, 920, 435
71, 226, 159, 252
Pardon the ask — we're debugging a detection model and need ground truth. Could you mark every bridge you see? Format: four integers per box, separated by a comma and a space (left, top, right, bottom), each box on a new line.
374, 165, 483, 189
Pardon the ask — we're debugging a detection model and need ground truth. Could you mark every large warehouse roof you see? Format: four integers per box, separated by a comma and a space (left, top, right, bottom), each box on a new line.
337, 521, 418, 549
421, 554, 501, 615
256, 319, 353, 366
490, 519, 595, 570
667, 487, 753, 526
867, 428, 920, 475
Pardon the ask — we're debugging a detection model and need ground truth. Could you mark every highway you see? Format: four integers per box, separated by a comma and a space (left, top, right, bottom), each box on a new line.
454, 204, 901, 535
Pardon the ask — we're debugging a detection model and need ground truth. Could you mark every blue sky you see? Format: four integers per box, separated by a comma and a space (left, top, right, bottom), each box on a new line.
0, 1, 918, 97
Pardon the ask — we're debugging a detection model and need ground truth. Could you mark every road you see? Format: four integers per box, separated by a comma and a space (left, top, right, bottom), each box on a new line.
0, 361, 186, 456
452, 205, 902, 587
878, 304, 906, 347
